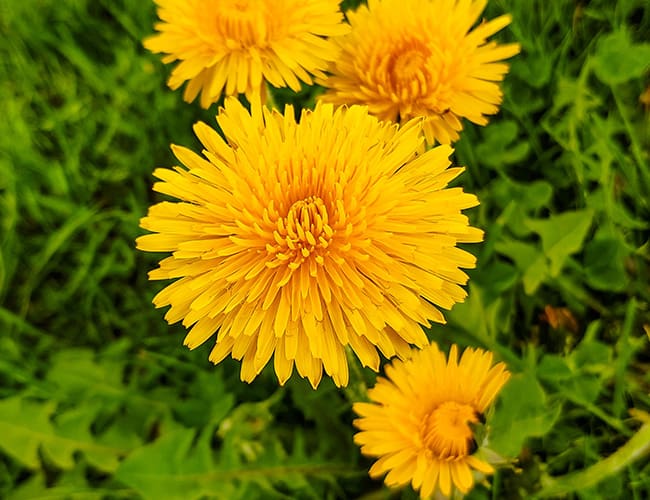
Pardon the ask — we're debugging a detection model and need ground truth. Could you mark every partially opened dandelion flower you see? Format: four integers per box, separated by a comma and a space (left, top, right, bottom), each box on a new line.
144, 0, 349, 107
320, 0, 520, 145
136, 98, 482, 388
354, 344, 510, 498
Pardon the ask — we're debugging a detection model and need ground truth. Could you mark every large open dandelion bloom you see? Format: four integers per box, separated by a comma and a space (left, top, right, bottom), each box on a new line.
320, 0, 520, 145
144, 0, 349, 108
136, 98, 483, 388
354, 344, 510, 498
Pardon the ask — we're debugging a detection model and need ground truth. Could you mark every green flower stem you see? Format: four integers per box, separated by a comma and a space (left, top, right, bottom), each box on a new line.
536, 422, 650, 498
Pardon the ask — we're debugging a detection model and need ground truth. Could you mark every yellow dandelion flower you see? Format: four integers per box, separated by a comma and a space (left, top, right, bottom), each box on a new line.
320, 0, 520, 145
144, 0, 349, 108
136, 98, 483, 388
354, 343, 510, 498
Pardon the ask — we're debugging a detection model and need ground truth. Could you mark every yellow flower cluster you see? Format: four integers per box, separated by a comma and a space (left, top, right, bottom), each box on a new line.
140, 1, 518, 497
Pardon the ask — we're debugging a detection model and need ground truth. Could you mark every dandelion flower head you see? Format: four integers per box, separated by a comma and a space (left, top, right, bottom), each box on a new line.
354, 343, 510, 498
320, 0, 520, 145
136, 98, 483, 388
144, 0, 349, 107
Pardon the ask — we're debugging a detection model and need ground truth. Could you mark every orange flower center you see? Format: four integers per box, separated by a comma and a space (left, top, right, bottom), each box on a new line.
366, 35, 457, 118
269, 196, 334, 269
422, 401, 479, 460
390, 45, 428, 85
384, 39, 431, 102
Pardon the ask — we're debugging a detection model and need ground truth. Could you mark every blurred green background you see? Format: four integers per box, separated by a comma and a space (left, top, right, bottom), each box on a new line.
0, 0, 649, 498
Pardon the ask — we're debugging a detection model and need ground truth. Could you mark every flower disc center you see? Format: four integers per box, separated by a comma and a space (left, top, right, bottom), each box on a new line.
386, 39, 431, 96
268, 196, 334, 269
391, 47, 427, 81
422, 401, 479, 460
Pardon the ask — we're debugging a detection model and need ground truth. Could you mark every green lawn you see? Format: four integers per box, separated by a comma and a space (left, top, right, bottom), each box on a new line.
0, 0, 649, 499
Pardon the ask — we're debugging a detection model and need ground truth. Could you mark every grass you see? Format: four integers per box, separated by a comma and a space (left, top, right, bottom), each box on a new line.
0, 0, 649, 499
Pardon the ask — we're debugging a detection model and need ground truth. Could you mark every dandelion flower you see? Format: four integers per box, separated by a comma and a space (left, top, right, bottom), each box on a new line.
354, 344, 510, 498
136, 98, 482, 388
144, 0, 349, 107
320, 0, 520, 145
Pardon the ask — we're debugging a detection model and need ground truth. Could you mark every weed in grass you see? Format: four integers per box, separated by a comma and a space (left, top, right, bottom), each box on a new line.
0, 0, 649, 499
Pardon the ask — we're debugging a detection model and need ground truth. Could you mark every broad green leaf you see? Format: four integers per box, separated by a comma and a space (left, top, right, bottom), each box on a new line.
115, 427, 354, 500
7, 464, 126, 500
176, 371, 235, 429
0, 396, 130, 471
475, 120, 530, 168
0, 397, 56, 469
511, 51, 553, 89
562, 375, 603, 405
526, 210, 594, 276
583, 237, 628, 292
586, 188, 648, 230
490, 178, 553, 238
537, 355, 573, 382
115, 429, 213, 500
489, 372, 562, 457
0, 396, 128, 472
447, 283, 489, 340
492, 178, 553, 212
7, 468, 102, 500
53, 406, 137, 472
572, 338, 612, 373
495, 240, 548, 294
592, 29, 650, 85
447, 282, 515, 341
540, 336, 613, 411
508, 82, 547, 114
7, 472, 49, 500
46, 348, 124, 401
475, 261, 519, 294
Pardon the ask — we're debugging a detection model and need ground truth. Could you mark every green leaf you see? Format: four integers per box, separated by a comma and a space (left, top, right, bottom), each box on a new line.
592, 29, 650, 85
115, 427, 355, 500
563, 375, 603, 405
475, 120, 531, 168
492, 178, 553, 213
586, 189, 648, 230
495, 240, 548, 294
489, 373, 562, 458
583, 237, 628, 292
476, 261, 519, 294
0, 397, 56, 469
115, 429, 212, 500
511, 51, 553, 89
526, 209, 594, 276
0, 396, 130, 471
175, 371, 235, 429
537, 355, 573, 382
46, 348, 124, 401
571, 338, 612, 373
490, 179, 553, 239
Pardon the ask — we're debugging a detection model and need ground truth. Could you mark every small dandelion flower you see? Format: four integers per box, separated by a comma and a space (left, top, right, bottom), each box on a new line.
144, 0, 349, 107
354, 343, 510, 498
320, 0, 520, 145
136, 98, 482, 388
